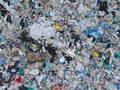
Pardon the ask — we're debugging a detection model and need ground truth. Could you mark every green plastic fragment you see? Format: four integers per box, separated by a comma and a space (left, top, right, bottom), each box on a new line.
114, 53, 120, 59
19, 69, 24, 76
0, 15, 3, 18
20, 61, 27, 68
101, 59, 106, 66
113, 16, 120, 23
44, 11, 50, 17
28, 87, 34, 90
106, 65, 112, 70
38, 9, 43, 14
33, 88, 39, 90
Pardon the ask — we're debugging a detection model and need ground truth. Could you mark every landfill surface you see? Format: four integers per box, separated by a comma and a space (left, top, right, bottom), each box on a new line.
0, 0, 120, 90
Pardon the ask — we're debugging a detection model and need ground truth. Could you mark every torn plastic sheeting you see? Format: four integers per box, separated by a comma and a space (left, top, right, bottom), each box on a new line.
68, 20, 77, 25
12, 56, 21, 61
43, 61, 54, 71
52, 41, 66, 48
97, 22, 109, 30
84, 29, 102, 40
24, 68, 39, 75
10, 0, 20, 6
105, 81, 114, 90
36, 75, 45, 85
50, 9, 63, 21
75, 62, 85, 71
0, 86, 6, 90
30, 17, 56, 40
77, 3, 90, 14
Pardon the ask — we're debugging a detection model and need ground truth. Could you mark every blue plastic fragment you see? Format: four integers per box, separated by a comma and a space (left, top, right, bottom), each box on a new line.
79, 70, 87, 78
93, 65, 99, 69
117, 84, 120, 89
106, 65, 112, 70
84, 29, 103, 41
102, 42, 108, 46
95, 0, 99, 5
84, 29, 94, 35
63, 69, 68, 73
0, 36, 4, 40
70, 0, 76, 3
43, 61, 54, 71
0, 55, 6, 65
81, 70, 87, 75
80, 75, 84, 79
91, 31, 102, 39
85, 11, 91, 17
104, 23, 109, 29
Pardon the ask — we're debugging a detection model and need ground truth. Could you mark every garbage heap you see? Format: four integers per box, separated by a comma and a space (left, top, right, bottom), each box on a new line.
0, 0, 120, 90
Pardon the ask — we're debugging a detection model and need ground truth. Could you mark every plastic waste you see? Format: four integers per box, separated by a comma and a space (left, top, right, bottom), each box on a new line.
0, 0, 119, 89
0, 54, 6, 65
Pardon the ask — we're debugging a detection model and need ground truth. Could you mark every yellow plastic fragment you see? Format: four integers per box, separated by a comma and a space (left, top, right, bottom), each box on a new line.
55, 24, 61, 30
93, 51, 99, 57
76, 56, 82, 62
5, 55, 9, 60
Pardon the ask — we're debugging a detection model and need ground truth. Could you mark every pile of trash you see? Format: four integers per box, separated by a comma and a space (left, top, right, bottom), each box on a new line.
0, 0, 120, 90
